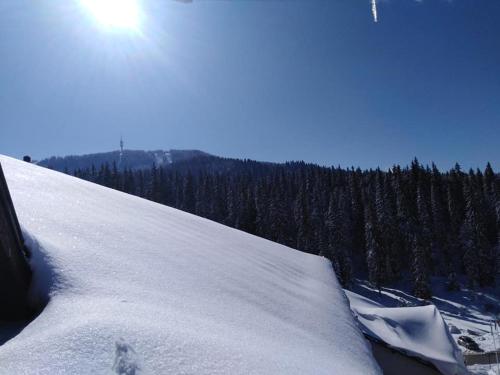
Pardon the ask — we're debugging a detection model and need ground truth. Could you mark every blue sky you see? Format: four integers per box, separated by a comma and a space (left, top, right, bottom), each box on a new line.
0, 0, 499, 170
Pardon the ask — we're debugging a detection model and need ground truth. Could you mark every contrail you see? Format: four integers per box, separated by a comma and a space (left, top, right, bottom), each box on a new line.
371, 0, 378, 22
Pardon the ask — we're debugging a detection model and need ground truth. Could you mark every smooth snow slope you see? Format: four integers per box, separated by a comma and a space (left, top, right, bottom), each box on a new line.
0, 156, 380, 375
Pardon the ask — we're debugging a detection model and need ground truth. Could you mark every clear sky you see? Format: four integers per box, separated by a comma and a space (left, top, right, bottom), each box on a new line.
0, 0, 499, 170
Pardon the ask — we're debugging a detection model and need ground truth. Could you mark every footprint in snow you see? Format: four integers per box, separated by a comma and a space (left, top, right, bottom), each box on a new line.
113, 338, 140, 375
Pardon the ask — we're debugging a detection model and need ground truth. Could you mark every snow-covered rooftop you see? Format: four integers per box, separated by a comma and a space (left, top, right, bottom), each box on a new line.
346, 290, 468, 375
0, 156, 380, 374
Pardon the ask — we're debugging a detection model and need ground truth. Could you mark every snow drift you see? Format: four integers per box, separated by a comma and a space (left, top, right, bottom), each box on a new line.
346, 290, 467, 375
0, 155, 380, 375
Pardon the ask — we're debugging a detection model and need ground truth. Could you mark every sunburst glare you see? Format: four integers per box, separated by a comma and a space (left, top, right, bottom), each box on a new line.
80, 0, 142, 31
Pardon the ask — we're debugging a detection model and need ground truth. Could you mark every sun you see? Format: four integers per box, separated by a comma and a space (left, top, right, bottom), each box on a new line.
81, 0, 142, 31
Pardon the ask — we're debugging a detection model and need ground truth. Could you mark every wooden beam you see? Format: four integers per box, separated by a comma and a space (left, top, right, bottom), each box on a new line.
0, 162, 32, 320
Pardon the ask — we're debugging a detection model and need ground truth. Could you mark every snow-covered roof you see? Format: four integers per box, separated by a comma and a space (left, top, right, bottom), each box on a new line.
346, 290, 468, 375
0, 155, 381, 375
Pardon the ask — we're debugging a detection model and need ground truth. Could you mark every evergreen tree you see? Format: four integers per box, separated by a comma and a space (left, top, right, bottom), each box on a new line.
294, 184, 311, 253
411, 234, 432, 299
365, 200, 384, 291
460, 176, 494, 287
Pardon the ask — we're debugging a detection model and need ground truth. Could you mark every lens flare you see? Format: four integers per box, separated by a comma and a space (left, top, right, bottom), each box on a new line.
371, 0, 378, 23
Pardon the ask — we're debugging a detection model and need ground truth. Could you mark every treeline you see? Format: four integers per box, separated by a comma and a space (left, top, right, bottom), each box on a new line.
69, 157, 499, 298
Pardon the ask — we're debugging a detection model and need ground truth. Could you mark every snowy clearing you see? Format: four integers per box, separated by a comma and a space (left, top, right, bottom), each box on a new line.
0, 156, 380, 375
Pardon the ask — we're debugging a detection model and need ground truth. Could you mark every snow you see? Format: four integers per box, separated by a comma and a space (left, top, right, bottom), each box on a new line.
468, 364, 500, 375
349, 278, 500, 365
153, 150, 172, 166
346, 290, 468, 375
430, 287, 500, 355
0, 155, 380, 375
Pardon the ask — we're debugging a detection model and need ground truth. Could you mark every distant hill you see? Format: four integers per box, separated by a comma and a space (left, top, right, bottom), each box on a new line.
37, 149, 212, 173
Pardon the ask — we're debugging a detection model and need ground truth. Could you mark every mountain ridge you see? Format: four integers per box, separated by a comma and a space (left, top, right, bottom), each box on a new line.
37, 149, 212, 173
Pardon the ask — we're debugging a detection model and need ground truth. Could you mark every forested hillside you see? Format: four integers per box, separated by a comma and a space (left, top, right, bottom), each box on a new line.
67, 156, 499, 298
38, 149, 209, 172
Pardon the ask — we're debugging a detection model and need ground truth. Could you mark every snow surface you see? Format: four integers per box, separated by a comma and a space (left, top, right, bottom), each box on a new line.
468, 364, 500, 375
346, 290, 468, 375
0, 155, 380, 375
349, 278, 500, 362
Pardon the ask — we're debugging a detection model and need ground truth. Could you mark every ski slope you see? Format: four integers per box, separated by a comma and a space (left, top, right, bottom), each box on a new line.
0, 155, 380, 375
